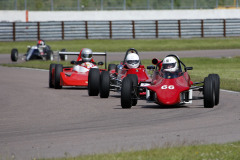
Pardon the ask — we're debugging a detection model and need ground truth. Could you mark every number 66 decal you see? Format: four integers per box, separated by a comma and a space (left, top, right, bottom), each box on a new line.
161, 85, 175, 89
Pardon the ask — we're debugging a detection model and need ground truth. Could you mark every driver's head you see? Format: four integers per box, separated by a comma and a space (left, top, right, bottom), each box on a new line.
37, 40, 45, 46
81, 48, 93, 62
162, 56, 178, 72
126, 53, 140, 69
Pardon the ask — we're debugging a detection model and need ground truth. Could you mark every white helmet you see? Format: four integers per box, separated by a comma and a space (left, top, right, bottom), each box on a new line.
37, 40, 45, 46
81, 48, 93, 62
162, 56, 178, 72
126, 53, 140, 69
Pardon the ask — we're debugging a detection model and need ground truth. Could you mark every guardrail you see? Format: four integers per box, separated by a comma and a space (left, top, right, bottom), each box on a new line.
1, 19, 240, 41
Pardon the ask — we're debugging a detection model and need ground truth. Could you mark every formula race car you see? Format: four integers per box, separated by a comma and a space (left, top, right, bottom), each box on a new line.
88, 48, 152, 100
49, 48, 107, 89
10, 40, 67, 62
120, 54, 220, 109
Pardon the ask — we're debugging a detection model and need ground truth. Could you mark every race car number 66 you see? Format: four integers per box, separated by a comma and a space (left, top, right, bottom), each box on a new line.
161, 85, 175, 89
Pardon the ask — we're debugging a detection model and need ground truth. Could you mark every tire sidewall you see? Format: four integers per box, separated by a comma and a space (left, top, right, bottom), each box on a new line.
208, 74, 220, 105
203, 77, 215, 108
11, 48, 18, 62
88, 68, 100, 96
54, 64, 63, 89
49, 64, 56, 88
100, 71, 110, 98
121, 77, 133, 109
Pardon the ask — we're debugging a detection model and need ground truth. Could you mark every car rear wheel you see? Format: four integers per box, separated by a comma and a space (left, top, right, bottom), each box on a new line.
100, 71, 110, 98
11, 48, 18, 62
46, 50, 53, 61
49, 64, 56, 88
203, 76, 215, 108
88, 68, 100, 96
121, 77, 133, 109
54, 64, 63, 89
108, 64, 116, 71
60, 49, 68, 61
127, 74, 138, 106
208, 74, 220, 105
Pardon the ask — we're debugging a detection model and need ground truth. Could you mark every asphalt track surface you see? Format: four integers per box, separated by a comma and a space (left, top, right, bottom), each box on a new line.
0, 50, 240, 160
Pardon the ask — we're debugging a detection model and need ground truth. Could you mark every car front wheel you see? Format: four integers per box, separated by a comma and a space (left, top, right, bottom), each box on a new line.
203, 76, 215, 108
11, 48, 18, 62
88, 68, 100, 96
100, 71, 110, 98
54, 64, 63, 89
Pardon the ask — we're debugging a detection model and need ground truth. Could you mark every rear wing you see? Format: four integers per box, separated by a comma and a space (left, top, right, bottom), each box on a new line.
58, 51, 107, 69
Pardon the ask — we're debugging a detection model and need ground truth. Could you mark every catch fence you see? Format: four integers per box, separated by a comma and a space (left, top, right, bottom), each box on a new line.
1, 19, 240, 41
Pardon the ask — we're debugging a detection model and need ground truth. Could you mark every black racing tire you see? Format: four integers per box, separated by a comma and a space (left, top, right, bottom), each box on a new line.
49, 63, 56, 88
100, 71, 110, 98
127, 74, 138, 87
54, 64, 63, 89
11, 48, 18, 62
60, 49, 68, 61
46, 50, 53, 61
121, 77, 133, 109
208, 74, 220, 105
203, 76, 215, 108
108, 64, 116, 71
88, 68, 100, 96
127, 74, 138, 106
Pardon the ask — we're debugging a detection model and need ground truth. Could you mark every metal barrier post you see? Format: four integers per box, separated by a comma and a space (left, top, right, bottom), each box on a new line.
37, 22, 40, 40
155, 20, 158, 38
201, 20, 204, 38
13, 22, 16, 41
223, 19, 226, 37
132, 21, 135, 39
85, 21, 88, 39
61, 21, 64, 40
109, 21, 112, 39
178, 20, 181, 38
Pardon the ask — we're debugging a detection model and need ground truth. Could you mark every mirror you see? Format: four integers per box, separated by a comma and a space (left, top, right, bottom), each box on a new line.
71, 60, 76, 64
185, 67, 193, 70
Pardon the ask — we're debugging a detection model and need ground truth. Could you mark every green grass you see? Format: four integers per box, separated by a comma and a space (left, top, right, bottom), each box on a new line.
2, 37, 240, 54
38, 141, 240, 160
2, 56, 240, 91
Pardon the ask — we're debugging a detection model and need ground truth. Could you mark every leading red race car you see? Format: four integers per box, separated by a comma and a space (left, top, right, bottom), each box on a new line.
49, 48, 107, 89
120, 54, 220, 109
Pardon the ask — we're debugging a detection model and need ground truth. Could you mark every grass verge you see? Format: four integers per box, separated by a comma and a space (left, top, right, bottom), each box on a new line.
1, 37, 240, 53
2, 56, 240, 91
38, 141, 240, 160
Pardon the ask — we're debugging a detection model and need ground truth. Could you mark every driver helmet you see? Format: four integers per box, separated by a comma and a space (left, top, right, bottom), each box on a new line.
126, 53, 140, 69
37, 40, 45, 46
81, 48, 93, 62
162, 56, 178, 72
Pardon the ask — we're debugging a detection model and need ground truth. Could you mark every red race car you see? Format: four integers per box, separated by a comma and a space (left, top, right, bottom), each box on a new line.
49, 48, 107, 89
88, 48, 152, 100
121, 54, 220, 109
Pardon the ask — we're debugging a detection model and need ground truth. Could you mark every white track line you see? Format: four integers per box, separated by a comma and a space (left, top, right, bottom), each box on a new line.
221, 89, 240, 94
16, 67, 48, 72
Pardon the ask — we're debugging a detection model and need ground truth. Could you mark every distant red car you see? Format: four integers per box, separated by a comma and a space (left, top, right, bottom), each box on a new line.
49, 49, 107, 89
88, 48, 152, 102
120, 54, 220, 109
